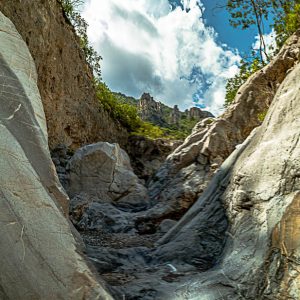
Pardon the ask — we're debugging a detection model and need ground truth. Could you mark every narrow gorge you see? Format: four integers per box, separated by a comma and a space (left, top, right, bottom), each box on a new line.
0, 1, 299, 299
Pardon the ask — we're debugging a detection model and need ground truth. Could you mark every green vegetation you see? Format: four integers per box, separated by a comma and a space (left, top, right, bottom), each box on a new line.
111, 92, 201, 139
225, 0, 300, 107
258, 110, 268, 122
225, 56, 263, 107
96, 82, 141, 131
274, 2, 300, 47
59, 0, 102, 79
96, 83, 201, 140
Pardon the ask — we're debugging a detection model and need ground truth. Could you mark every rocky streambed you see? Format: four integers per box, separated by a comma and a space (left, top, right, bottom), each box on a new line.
52, 142, 197, 299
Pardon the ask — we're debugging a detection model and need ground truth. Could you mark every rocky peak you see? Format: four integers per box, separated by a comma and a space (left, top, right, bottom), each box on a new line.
137, 93, 214, 129
187, 106, 213, 120
138, 93, 165, 126
139, 92, 161, 108
170, 104, 180, 125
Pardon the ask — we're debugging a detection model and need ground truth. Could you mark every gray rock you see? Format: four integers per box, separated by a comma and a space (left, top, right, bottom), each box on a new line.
67, 142, 149, 211
126, 135, 181, 182
158, 219, 177, 234
0, 12, 112, 300
156, 53, 300, 299
70, 194, 135, 233
146, 29, 300, 224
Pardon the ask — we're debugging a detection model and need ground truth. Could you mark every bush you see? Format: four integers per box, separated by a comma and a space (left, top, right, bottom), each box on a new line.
96, 82, 142, 131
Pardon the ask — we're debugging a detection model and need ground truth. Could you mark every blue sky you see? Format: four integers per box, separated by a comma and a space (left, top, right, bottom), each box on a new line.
201, 0, 273, 53
82, 0, 274, 115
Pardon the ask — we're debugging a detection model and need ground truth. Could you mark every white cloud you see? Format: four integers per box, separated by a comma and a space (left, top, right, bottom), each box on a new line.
82, 0, 240, 115
252, 29, 277, 61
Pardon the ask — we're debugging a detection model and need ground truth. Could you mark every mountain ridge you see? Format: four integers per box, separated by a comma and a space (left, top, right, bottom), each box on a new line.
114, 91, 214, 135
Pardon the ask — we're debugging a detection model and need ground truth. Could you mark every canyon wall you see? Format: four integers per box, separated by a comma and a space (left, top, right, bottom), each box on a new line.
145, 31, 300, 225
0, 11, 112, 299
0, 0, 128, 150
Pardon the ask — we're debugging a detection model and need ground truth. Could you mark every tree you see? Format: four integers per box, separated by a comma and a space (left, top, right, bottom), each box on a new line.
227, 0, 271, 63
227, 0, 300, 55
225, 0, 300, 106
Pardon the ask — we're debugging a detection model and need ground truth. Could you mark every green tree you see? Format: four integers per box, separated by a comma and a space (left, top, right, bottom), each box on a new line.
273, 1, 300, 46
227, 0, 272, 63
96, 82, 142, 131
225, 0, 300, 106
227, 0, 300, 55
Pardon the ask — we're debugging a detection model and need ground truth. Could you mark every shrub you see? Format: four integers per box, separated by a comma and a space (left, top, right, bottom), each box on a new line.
96, 82, 142, 131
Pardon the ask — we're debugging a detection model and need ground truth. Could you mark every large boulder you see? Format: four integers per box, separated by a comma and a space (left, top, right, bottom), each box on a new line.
67, 143, 150, 232
0, 11, 112, 300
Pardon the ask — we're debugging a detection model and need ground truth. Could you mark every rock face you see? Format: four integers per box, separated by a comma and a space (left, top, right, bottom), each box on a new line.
137, 92, 213, 128
67, 143, 149, 232
0, 12, 112, 299
126, 135, 181, 182
78, 35, 300, 299
146, 30, 300, 224
138, 93, 166, 126
0, 0, 128, 150
155, 56, 300, 300
169, 105, 180, 125
186, 106, 213, 120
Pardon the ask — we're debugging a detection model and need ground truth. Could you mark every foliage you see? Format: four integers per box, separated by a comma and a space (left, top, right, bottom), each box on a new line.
225, 0, 300, 107
96, 82, 142, 131
226, 0, 272, 62
133, 122, 165, 139
58, 0, 102, 79
225, 55, 263, 107
273, 2, 300, 47
227, 0, 300, 55
258, 110, 268, 122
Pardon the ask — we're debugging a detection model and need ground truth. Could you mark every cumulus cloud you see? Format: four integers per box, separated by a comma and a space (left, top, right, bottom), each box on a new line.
252, 29, 277, 61
82, 0, 240, 115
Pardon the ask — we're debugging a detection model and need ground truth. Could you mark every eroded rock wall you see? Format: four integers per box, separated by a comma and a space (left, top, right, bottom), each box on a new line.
126, 136, 181, 182
0, 0, 128, 150
158, 54, 300, 300
0, 11, 112, 300
146, 31, 300, 224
